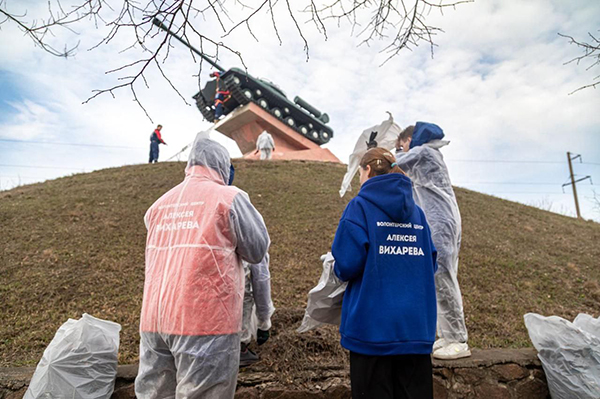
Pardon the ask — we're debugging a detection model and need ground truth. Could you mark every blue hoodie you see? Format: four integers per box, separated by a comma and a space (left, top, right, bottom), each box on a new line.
332, 173, 438, 356
410, 122, 445, 149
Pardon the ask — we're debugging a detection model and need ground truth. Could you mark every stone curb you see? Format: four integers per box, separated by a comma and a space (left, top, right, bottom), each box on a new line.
0, 349, 549, 399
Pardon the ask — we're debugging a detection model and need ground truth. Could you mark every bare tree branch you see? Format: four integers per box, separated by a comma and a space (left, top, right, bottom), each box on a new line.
559, 31, 600, 94
1, 0, 473, 119
0, 0, 104, 56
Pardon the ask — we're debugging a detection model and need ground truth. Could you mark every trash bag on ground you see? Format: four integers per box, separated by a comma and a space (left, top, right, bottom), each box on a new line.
524, 312, 600, 399
339, 112, 402, 197
24, 313, 121, 399
297, 253, 347, 332
573, 313, 600, 339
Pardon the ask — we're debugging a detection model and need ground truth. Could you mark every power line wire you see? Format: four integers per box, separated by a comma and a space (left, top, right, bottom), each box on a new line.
447, 159, 599, 166
447, 159, 563, 164
2, 136, 598, 164
0, 175, 45, 180
486, 192, 565, 195
0, 164, 84, 171
0, 138, 144, 149
455, 182, 561, 186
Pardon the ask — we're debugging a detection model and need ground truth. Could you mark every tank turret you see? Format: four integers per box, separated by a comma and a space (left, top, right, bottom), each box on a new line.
152, 18, 334, 145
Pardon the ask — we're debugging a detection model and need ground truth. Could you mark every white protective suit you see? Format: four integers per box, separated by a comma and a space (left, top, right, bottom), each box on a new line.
256, 131, 275, 160
395, 130, 468, 343
339, 113, 402, 197
241, 254, 275, 344
135, 134, 270, 399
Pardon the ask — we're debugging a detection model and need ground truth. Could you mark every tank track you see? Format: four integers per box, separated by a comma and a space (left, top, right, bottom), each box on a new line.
194, 93, 217, 122
225, 75, 250, 106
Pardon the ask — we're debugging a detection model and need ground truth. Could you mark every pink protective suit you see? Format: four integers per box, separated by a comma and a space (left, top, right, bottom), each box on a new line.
135, 136, 270, 399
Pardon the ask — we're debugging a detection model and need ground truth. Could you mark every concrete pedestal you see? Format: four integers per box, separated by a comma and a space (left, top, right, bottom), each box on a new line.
215, 103, 341, 163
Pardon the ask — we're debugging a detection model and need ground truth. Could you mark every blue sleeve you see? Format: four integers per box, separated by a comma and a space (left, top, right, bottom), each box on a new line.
332, 216, 369, 282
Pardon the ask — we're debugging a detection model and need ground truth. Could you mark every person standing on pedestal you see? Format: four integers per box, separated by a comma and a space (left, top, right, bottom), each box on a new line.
255, 131, 275, 160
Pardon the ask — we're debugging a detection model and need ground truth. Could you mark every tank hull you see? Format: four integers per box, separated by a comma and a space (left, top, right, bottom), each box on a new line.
193, 68, 333, 145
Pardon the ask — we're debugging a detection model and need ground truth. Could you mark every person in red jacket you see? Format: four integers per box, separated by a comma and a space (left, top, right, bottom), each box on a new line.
135, 135, 270, 399
211, 72, 230, 123
149, 124, 166, 163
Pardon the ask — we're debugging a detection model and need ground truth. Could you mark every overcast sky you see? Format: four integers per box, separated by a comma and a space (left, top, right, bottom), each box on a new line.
1, 0, 599, 221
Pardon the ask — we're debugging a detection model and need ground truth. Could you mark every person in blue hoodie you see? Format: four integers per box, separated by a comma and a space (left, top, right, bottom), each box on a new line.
332, 147, 438, 399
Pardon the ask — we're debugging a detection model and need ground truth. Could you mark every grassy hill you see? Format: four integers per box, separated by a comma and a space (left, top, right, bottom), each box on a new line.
1, 160, 599, 376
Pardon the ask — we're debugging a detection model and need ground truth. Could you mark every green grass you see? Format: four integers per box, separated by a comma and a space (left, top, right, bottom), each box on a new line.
1, 160, 599, 374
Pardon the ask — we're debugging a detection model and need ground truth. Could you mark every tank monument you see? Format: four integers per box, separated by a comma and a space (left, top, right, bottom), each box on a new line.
153, 18, 341, 163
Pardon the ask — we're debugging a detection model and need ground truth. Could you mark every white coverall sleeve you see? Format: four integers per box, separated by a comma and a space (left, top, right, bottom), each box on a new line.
230, 192, 270, 264
249, 254, 275, 330
394, 148, 422, 172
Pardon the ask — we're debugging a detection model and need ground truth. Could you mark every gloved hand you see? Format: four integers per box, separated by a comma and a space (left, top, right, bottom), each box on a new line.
257, 329, 270, 345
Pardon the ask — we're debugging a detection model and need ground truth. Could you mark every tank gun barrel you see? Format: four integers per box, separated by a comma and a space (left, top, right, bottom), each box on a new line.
152, 17, 225, 72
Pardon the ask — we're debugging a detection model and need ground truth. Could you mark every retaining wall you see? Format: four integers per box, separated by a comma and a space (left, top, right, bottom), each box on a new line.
0, 349, 549, 399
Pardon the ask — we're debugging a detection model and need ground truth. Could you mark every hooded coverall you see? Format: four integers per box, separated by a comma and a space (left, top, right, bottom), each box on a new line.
395, 122, 468, 344
256, 132, 275, 160
135, 135, 270, 399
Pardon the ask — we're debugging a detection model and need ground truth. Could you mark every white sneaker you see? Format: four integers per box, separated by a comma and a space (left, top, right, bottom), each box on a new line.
433, 342, 471, 360
433, 338, 448, 352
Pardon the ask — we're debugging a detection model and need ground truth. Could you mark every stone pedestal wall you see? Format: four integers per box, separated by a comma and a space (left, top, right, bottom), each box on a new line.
0, 349, 549, 399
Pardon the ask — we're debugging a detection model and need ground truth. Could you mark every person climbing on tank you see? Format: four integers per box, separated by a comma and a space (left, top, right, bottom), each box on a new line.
135, 134, 270, 399
149, 124, 166, 163
211, 71, 230, 123
395, 122, 471, 360
254, 131, 275, 160
239, 253, 275, 367
332, 147, 438, 398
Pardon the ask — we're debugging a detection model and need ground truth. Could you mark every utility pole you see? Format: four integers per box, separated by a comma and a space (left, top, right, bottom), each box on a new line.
563, 152, 592, 219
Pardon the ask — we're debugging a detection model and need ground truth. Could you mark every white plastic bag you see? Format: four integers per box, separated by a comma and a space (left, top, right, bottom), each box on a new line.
339, 112, 402, 197
297, 253, 347, 332
25, 313, 121, 399
524, 313, 600, 399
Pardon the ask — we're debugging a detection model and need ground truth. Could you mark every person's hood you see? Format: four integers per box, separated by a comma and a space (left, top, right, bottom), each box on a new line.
424, 139, 450, 150
186, 135, 231, 184
410, 122, 445, 149
358, 173, 416, 222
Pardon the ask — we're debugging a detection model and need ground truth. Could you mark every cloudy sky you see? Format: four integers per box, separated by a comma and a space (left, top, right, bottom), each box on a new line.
1, 0, 599, 220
